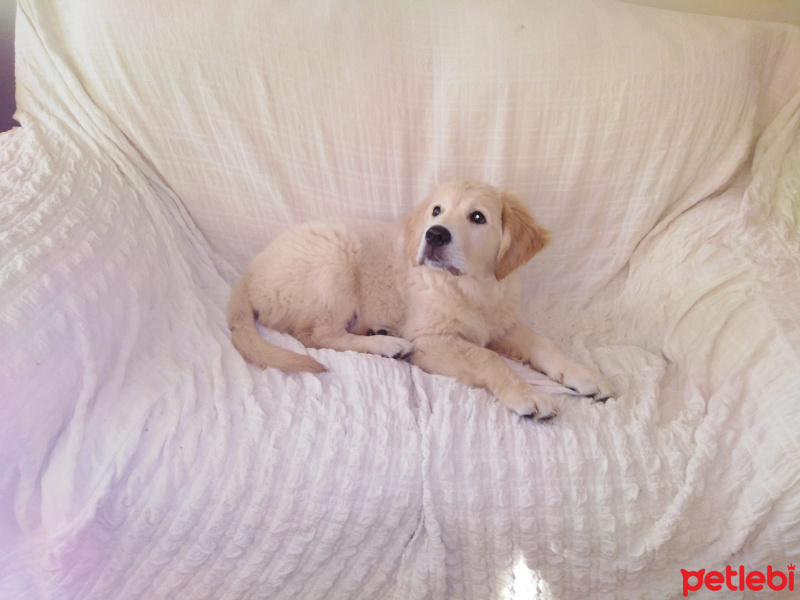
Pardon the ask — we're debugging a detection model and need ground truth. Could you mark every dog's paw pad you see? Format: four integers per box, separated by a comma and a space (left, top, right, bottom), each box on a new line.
366, 328, 390, 337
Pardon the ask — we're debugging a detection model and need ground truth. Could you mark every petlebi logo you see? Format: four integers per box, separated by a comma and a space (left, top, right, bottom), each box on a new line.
681, 563, 795, 596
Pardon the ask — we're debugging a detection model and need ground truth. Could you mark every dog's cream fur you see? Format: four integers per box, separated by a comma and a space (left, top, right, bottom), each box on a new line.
228, 180, 614, 419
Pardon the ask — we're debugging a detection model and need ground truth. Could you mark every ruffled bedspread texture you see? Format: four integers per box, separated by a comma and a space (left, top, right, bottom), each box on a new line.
2, 1, 799, 598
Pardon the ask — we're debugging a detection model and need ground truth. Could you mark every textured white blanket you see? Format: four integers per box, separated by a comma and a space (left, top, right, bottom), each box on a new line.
2, 0, 800, 598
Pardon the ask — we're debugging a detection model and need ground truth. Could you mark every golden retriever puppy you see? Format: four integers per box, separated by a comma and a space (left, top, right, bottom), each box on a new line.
228, 180, 614, 419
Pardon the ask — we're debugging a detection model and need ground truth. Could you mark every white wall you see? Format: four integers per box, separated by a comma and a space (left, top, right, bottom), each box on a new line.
622, 0, 800, 26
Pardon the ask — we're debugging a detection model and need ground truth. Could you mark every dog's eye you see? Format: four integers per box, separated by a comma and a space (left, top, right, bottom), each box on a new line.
432, 206, 441, 217
469, 211, 486, 224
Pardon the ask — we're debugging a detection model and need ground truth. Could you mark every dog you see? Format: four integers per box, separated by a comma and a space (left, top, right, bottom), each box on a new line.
228, 180, 614, 419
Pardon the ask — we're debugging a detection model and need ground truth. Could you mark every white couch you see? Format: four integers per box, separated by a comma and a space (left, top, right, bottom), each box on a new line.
2, 1, 799, 598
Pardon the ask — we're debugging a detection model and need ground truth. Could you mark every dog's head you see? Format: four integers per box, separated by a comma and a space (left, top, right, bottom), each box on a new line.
403, 180, 549, 280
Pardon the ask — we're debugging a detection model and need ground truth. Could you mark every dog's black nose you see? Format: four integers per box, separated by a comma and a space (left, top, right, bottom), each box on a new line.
425, 225, 451, 247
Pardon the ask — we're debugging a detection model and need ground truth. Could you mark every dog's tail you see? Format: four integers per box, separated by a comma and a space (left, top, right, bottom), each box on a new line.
227, 275, 328, 373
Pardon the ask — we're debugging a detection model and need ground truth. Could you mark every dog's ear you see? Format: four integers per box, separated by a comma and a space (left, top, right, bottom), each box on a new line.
403, 201, 428, 266
494, 191, 550, 280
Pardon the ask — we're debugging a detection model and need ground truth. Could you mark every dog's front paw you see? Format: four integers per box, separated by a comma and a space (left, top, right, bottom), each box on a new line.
371, 336, 414, 361
561, 362, 616, 402
499, 387, 558, 421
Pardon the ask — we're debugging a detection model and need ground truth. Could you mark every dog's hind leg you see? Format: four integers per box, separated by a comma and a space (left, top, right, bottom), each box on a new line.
305, 324, 414, 361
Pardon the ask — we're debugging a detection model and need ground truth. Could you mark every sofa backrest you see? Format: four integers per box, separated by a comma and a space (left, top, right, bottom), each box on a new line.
15, 0, 800, 299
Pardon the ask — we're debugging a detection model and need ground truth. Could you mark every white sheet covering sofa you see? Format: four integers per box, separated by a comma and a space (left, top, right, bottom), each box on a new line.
2, 1, 799, 598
